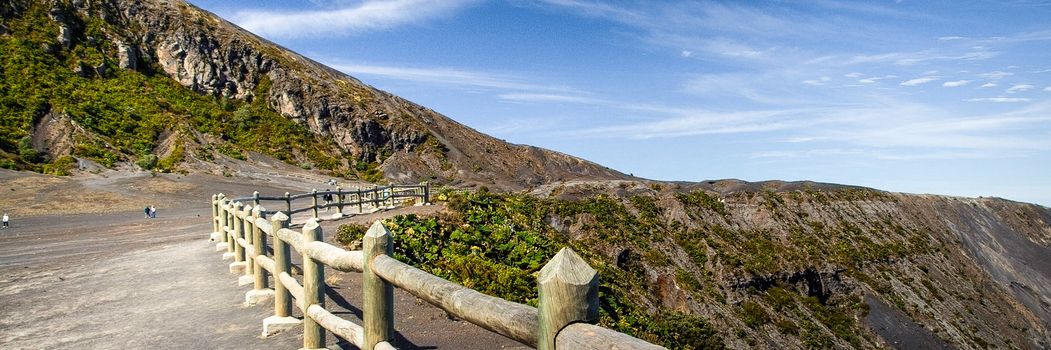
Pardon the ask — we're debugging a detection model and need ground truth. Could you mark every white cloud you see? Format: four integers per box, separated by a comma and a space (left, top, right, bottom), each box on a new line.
1045, 86, 1051, 91
327, 62, 581, 95
497, 93, 603, 104
965, 97, 1031, 103
844, 72, 864, 78
680, 50, 693, 58
942, 80, 970, 87
1006, 84, 1034, 93
981, 83, 998, 88
233, 0, 476, 37
938, 36, 968, 41
900, 76, 940, 86
802, 76, 832, 86
858, 75, 895, 84
980, 71, 1014, 80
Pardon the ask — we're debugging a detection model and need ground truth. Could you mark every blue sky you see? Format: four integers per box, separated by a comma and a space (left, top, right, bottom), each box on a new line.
187, 0, 1051, 206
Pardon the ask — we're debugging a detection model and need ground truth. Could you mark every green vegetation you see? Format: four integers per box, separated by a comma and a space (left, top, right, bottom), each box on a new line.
337, 191, 723, 348
0, 3, 350, 176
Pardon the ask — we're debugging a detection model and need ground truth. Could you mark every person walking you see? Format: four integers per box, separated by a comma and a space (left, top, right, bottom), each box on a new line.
2, 212, 8, 229
144, 206, 150, 219
149, 205, 157, 219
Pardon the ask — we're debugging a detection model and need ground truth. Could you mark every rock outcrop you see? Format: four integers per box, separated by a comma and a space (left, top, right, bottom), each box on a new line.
22, 0, 628, 189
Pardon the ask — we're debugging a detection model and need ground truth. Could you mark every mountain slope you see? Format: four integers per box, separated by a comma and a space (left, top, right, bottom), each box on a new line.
0, 0, 628, 188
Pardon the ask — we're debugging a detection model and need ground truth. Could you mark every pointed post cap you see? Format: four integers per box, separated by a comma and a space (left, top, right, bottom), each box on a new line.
252, 205, 265, 216
365, 220, 391, 238
234, 201, 244, 209
303, 218, 321, 233
217, 193, 225, 199
242, 204, 253, 214
540, 248, 597, 286
270, 211, 290, 223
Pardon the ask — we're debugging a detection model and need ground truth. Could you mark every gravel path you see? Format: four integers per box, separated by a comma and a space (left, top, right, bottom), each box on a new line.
0, 170, 526, 349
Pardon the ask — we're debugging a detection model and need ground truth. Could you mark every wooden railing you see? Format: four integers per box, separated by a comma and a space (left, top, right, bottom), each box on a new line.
208, 190, 664, 350
228, 184, 430, 223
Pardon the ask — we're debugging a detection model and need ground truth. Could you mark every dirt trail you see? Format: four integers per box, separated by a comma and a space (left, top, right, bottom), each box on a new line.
0, 170, 525, 349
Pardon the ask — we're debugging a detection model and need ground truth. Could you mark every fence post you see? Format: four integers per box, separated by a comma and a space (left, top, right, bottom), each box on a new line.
230, 202, 247, 274
263, 212, 300, 336
312, 188, 319, 219
357, 188, 364, 214
220, 200, 234, 258
253, 191, 260, 207
226, 202, 237, 256
238, 204, 255, 286
363, 221, 394, 350
336, 187, 344, 216
423, 182, 430, 204
285, 192, 292, 222
302, 219, 326, 349
211, 194, 220, 240
246, 205, 274, 305
537, 248, 599, 350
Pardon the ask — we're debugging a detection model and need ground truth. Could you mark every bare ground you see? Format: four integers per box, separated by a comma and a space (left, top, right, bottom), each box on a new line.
0, 169, 526, 349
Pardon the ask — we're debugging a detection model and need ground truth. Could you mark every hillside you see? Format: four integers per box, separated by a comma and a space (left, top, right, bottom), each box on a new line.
0, 0, 627, 189
356, 183, 1050, 349
3, 1, 1051, 349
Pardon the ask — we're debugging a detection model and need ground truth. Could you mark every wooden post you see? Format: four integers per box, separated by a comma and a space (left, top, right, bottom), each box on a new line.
284, 192, 292, 222
253, 191, 260, 207
225, 201, 236, 257
240, 204, 255, 285
336, 187, 344, 216
246, 205, 274, 305
312, 188, 319, 219
230, 202, 246, 273
357, 188, 364, 213
423, 182, 430, 204
537, 248, 599, 350
211, 194, 219, 239
363, 221, 394, 350
302, 219, 326, 349
263, 212, 300, 336
272, 212, 292, 316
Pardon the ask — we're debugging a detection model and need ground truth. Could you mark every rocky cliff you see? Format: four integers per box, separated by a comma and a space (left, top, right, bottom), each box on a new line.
0, 0, 627, 188
524, 180, 1051, 349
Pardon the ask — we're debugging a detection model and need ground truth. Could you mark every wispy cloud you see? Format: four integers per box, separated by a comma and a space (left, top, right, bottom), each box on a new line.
965, 97, 1031, 102
232, 0, 476, 37
938, 36, 968, 41
1006, 84, 1034, 93
497, 93, 604, 104
981, 82, 999, 88
802, 77, 832, 86
943, 80, 970, 87
900, 76, 940, 86
980, 71, 1014, 80
326, 62, 579, 94
858, 75, 896, 84
1045, 86, 1051, 91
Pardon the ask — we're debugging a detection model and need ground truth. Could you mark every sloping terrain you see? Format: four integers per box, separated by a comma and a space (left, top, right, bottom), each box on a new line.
3, 1, 1051, 349
0, 0, 627, 189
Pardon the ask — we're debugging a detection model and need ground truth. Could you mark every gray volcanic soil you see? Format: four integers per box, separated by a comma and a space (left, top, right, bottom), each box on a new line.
0, 169, 525, 349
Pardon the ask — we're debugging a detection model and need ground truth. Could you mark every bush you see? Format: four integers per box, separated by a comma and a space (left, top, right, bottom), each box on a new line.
335, 223, 368, 249
136, 154, 158, 170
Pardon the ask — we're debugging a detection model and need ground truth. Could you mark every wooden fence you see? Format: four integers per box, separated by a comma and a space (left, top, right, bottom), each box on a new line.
228, 184, 430, 223
209, 188, 664, 350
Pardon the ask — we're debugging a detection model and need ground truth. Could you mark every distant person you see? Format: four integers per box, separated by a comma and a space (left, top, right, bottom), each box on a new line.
144, 206, 150, 219
2, 212, 8, 229
149, 205, 157, 219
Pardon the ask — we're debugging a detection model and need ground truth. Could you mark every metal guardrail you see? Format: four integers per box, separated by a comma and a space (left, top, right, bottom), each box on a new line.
208, 190, 665, 350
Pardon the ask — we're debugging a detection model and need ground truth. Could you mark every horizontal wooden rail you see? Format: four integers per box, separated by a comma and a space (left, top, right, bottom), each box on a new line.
307, 304, 365, 347
209, 187, 664, 350
372, 254, 539, 346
